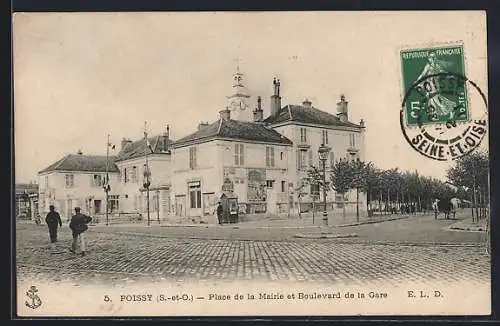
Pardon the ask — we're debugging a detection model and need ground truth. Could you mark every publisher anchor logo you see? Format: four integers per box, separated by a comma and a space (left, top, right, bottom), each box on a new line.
25, 286, 42, 310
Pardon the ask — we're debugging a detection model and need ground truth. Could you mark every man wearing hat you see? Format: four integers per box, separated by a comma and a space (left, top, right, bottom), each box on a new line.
45, 205, 62, 248
216, 201, 223, 225
69, 207, 92, 257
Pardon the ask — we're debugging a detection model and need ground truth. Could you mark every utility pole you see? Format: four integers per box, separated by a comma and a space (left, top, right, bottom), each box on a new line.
105, 133, 111, 226
143, 122, 151, 227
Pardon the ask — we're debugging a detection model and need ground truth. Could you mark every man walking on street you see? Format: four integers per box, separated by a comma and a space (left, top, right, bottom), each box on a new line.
69, 207, 92, 257
45, 205, 62, 249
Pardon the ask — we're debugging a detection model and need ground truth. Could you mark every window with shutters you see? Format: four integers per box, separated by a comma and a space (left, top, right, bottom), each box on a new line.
109, 195, 119, 212
189, 182, 202, 209
123, 168, 129, 183
297, 150, 308, 170
349, 134, 356, 147
131, 166, 137, 183
300, 127, 307, 143
308, 150, 313, 166
92, 174, 102, 187
322, 130, 329, 145
329, 151, 335, 168
234, 144, 244, 166
266, 146, 275, 167
189, 147, 197, 169
65, 174, 74, 188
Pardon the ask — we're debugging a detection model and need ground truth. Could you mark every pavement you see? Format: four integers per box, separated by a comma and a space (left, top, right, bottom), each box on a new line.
15, 209, 489, 287
448, 217, 489, 232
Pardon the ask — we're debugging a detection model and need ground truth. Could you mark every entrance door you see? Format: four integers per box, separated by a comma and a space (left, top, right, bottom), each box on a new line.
161, 190, 170, 219
203, 193, 215, 216
94, 200, 102, 214
188, 181, 202, 217
66, 199, 73, 221
175, 196, 185, 216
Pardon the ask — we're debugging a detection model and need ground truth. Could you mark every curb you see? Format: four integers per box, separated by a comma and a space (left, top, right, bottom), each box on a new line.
294, 233, 358, 239
448, 226, 487, 233
446, 220, 488, 233
334, 215, 410, 227
92, 216, 412, 230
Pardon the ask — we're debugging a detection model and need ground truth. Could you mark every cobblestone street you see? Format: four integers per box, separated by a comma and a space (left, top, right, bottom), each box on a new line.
16, 215, 490, 287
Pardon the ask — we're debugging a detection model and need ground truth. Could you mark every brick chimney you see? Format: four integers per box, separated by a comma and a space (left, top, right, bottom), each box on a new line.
121, 138, 133, 150
253, 96, 264, 122
302, 99, 312, 108
270, 77, 282, 116
336, 94, 349, 122
219, 108, 231, 120
197, 121, 209, 131
160, 124, 171, 153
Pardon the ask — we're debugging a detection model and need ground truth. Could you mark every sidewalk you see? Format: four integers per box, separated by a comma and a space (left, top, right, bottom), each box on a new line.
89, 212, 413, 230
448, 217, 488, 232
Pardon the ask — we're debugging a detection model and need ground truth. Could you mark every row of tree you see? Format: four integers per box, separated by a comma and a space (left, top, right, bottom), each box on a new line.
302, 150, 489, 222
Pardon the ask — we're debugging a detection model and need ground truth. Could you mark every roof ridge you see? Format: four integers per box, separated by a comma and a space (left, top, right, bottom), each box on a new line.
53, 154, 70, 171
152, 135, 160, 152
217, 118, 223, 134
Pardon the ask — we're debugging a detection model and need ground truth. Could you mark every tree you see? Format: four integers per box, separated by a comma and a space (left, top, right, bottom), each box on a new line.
363, 162, 378, 215
306, 166, 323, 222
329, 159, 353, 220
350, 159, 366, 222
447, 151, 489, 220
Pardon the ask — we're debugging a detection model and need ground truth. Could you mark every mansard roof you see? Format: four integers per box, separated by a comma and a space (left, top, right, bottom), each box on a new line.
263, 104, 362, 128
172, 118, 293, 148
115, 134, 172, 162
39, 154, 119, 174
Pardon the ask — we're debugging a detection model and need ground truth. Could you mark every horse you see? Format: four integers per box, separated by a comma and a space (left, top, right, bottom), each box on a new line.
433, 198, 459, 220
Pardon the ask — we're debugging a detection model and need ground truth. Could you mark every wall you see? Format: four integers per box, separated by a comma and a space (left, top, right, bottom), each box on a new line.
38, 171, 120, 220
171, 139, 293, 218
273, 123, 367, 216
115, 154, 172, 219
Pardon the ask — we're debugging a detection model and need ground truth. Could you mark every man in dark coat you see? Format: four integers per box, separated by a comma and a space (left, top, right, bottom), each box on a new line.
216, 202, 223, 225
69, 207, 92, 257
45, 205, 62, 247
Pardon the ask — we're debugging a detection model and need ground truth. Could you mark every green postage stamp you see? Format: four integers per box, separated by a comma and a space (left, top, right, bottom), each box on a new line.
399, 43, 487, 161
401, 44, 469, 127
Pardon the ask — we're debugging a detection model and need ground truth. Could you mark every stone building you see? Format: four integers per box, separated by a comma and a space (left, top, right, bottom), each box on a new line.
38, 67, 367, 223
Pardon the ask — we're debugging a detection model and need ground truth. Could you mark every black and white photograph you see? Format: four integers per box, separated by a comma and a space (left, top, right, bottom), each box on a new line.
13, 11, 490, 316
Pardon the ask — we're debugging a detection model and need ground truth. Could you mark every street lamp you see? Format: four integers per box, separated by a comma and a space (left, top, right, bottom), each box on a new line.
143, 163, 151, 226
318, 144, 331, 226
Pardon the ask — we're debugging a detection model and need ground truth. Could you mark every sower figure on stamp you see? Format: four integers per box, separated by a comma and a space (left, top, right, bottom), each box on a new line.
69, 207, 92, 257
45, 205, 62, 249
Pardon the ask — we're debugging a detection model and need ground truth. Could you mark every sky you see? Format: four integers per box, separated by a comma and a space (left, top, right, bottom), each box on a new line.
13, 11, 488, 184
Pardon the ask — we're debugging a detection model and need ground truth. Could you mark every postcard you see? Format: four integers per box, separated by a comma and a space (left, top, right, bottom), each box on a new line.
13, 11, 490, 316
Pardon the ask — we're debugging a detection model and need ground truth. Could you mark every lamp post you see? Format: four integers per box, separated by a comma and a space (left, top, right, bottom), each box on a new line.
318, 144, 331, 226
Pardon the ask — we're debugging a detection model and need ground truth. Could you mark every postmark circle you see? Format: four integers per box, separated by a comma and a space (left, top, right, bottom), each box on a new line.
400, 72, 488, 161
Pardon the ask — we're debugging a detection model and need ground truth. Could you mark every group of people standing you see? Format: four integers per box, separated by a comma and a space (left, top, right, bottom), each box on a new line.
44, 205, 92, 257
